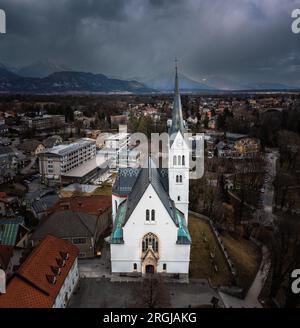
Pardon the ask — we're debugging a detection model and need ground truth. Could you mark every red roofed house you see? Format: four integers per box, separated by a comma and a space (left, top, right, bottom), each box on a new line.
0, 235, 79, 308
52, 194, 112, 235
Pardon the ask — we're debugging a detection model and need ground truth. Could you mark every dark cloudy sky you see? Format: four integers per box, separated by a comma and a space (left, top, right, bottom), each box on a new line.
1, 0, 300, 85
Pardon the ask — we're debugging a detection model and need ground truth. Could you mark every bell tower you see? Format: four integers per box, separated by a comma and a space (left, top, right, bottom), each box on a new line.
168, 62, 189, 222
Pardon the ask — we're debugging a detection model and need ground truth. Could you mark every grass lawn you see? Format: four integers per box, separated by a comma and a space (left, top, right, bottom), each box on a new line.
189, 214, 232, 287
189, 214, 261, 291
59, 183, 112, 197
221, 232, 260, 292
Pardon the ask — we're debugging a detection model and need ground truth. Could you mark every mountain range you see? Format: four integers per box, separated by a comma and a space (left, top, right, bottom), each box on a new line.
0, 63, 152, 94
138, 72, 214, 92
0, 61, 299, 94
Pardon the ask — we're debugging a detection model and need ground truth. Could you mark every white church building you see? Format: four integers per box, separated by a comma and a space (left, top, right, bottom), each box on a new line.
110, 67, 191, 277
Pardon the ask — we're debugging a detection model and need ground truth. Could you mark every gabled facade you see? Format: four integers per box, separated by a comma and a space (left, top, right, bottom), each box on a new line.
110, 67, 191, 276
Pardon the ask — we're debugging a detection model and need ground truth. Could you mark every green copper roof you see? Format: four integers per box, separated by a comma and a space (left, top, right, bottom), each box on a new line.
0, 217, 24, 246
169, 66, 186, 137
111, 201, 127, 244
176, 210, 192, 245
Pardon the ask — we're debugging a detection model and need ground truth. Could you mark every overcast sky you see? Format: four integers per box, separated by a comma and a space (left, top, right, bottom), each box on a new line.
1, 0, 300, 85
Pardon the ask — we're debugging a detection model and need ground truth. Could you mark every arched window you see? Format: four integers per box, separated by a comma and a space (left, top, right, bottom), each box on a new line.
182, 155, 185, 166
163, 263, 167, 271
178, 155, 181, 166
177, 196, 181, 201
176, 175, 179, 183
180, 175, 183, 183
142, 233, 158, 253
151, 209, 155, 221
173, 155, 177, 166
133, 263, 137, 270
115, 200, 118, 213
146, 209, 150, 221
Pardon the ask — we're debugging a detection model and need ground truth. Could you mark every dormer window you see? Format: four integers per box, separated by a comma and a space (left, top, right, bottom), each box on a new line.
46, 274, 57, 285
56, 258, 66, 268
60, 251, 69, 260
51, 266, 61, 276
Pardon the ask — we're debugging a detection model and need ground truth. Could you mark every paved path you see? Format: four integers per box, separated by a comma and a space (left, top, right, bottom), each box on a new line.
219, 150, 277, 308
78, 246, 111, 278
255, 149, 279, 226
69, 278, 222, 308
219, 244, 270, 308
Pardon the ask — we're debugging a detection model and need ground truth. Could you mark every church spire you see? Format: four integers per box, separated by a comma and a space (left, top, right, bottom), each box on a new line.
169, 59, 185, 136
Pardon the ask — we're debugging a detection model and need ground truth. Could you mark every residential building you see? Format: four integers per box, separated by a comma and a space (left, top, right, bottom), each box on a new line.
30, 194, 60, 220
234, 137, 260, 157
30, 199, 111, 258
0, 124, 9, 135
23, 115, 65, 130
0, 147, 17, 184
0, 246, 14, 277
105, 132, 130, 150
43, 135, 63, 149
51, 195, 112, 238
0, 192, 19, 217
19, 139, 45, 156
0, 217, 29, 248
0, 235, 79, 308
98, 131, 134, 169
38, 138, 97, 185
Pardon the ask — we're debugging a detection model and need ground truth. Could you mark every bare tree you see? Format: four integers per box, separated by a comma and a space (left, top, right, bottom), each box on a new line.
268, 214, 300, 307
133, 275, 171, 308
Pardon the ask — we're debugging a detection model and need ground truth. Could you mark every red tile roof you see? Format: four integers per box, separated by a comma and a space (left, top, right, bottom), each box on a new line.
0, 192, 7, 199
52, 195, 111, 216
0, 235, 79, 308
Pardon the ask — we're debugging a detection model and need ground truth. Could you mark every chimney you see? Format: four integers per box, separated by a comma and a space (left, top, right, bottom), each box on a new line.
0, 269, 6, 294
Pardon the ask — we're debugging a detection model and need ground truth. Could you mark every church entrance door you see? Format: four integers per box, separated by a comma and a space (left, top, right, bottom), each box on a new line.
145, 265, 155, 274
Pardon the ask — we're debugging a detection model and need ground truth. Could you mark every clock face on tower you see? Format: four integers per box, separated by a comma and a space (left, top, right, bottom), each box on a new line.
176, 138, 182, 147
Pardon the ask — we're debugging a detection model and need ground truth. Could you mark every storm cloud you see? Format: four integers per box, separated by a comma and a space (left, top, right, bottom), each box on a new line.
0, 0, 300, 85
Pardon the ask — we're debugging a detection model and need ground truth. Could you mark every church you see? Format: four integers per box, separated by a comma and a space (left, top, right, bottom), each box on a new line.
110, 67, 191, 276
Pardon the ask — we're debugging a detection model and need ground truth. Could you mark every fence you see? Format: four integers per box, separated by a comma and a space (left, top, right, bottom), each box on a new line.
189, 210, 237, 279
